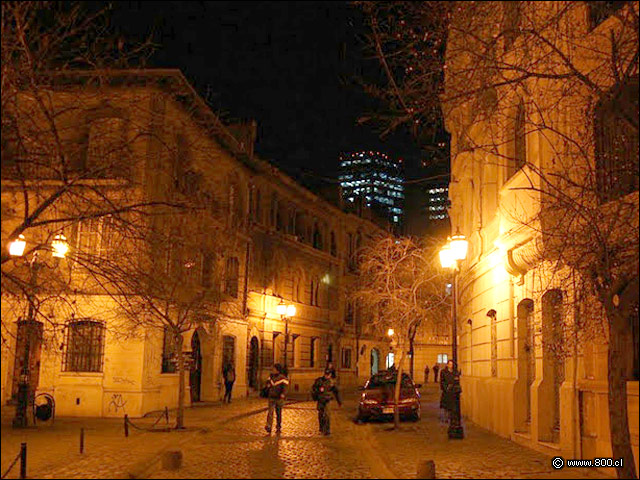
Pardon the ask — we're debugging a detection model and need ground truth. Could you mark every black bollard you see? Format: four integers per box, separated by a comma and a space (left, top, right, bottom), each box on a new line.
165, 406, 169, 424
124, 414, 129, 437
80, 428, 84, 453
19, 442, 27, 479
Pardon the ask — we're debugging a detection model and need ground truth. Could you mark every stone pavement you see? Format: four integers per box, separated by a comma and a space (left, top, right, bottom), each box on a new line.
1, 387, 615, 479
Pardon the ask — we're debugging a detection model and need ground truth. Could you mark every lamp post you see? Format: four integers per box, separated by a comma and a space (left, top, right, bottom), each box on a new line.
439, 229, 468, 439
7, 233, 68, 428
276, 298, 296, 370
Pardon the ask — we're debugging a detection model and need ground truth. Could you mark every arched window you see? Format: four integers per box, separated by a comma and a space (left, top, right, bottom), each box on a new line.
594, 78, 639, 203
63, 319, 106, 372
330, 231, 337, 256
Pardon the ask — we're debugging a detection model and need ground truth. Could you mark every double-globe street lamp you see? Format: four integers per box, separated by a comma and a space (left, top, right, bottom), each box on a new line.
439, 230, 468, 440
276, 298, 296, 371
7, 233, 69, 428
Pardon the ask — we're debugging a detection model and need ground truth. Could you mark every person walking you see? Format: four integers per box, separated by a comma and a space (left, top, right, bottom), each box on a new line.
312, 368, 342, 435
265, 363, 289, 435
424, 364, 430, 383
432, 363, 440, 383
223, 363, 236, 403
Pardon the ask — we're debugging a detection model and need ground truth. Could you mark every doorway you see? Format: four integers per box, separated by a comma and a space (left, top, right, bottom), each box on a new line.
249, 336, 259, 389
370, 348, 380, 376
190, 330, 202, 403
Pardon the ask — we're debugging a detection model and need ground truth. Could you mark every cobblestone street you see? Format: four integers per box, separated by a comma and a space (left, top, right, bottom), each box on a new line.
1, 387, 613, 479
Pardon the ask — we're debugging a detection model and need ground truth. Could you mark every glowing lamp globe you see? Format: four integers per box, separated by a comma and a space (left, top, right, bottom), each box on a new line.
286, 305, 296, 317
276, 299, 287, 316
450, 231, 468, 261
439, 244, 454, 269
51, 234, 69, 259
9, 234, 26, 257
387, 328, 395, 337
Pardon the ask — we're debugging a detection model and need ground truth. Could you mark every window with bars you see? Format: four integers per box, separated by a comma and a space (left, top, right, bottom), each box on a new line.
507, 100, 526, 181
594, 79, 639, 203
63, 320, 106, 372
161, 327, 178, 374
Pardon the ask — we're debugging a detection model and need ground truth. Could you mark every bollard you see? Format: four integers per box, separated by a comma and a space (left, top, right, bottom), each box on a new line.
124, 414, 129, 437
80, 427, 84, 453
161, 450, 183, 471
165, 406, 169, 424
19, 442, 27, 479
417, 460, 436, 479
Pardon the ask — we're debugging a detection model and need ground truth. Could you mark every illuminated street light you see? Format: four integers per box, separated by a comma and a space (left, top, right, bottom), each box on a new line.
8, 234, 26, 257
387, 328, 395, 337
438, 230, 467, 440
276, 298, 287, 316
286, 304, 296, 317
51, 234, 69, 259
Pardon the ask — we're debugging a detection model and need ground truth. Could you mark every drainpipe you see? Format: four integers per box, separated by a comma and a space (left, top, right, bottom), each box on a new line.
242, 241, 251, 317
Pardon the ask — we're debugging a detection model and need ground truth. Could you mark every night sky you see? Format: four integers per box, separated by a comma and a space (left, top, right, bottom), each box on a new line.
108, 1, 427, 188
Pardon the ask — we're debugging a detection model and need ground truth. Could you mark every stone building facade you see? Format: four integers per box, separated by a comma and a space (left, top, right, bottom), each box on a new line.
1, 70, 391, 419
443, 1, 638, 475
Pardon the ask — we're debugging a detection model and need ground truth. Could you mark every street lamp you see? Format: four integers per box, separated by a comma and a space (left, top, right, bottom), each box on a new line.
277, 298, 296, 369
439, 229, 468, 440
7, 233, 69, 428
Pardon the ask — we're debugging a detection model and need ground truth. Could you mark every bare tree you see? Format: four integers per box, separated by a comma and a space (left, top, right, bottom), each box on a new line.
352, 235, 449, 428
359, 2, 638, 476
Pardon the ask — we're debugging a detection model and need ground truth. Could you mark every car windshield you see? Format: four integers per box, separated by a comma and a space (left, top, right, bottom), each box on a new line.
366, 372, 413, 389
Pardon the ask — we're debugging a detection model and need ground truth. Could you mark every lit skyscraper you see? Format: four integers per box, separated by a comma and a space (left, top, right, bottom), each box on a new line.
338, 151, 404, 226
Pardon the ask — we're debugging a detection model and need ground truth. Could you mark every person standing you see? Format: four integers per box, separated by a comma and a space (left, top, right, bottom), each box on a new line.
432, 363, 440, 383
265, 363, 289, 434
440, 360, 461, 423
223, 363, 236, 403
312, 369, 342, 435
424, 364, 430, 383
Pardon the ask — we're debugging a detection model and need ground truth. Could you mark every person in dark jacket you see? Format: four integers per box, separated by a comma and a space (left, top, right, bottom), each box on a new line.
265, 363, 289, 434
432, 363, 440, 383
312, 369, 342, 435
424, 364, 430, 383
223, 363, 236, 403
440, 360, 462, 423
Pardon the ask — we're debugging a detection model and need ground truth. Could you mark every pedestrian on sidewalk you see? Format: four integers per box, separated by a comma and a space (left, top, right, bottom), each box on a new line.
424, 364, 430, 383
312, 368, 342, 435
432, 363, 440, 383
264, 363, 289, 435
223, 363, 236, 403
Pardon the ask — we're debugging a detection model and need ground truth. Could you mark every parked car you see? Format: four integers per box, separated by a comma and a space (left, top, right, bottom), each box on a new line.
357, 370, 421, 422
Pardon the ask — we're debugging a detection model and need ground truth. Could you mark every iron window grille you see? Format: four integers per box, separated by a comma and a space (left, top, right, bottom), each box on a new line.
63, 319, 106, 372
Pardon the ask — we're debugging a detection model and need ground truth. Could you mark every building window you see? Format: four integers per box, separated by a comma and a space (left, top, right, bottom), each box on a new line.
86, 117, 128, 177
594, 78, 639, 203
224, 257, 239, 298
345, 301, 354, 325
386, 352, 395, 369
310, 337, 319, 368
341, 348, 352, 369
161, 327, 178, 373
587, 1, 627, 30
437, 353, 448, 364
507, 99, 526, 181
330, 231, 337, 257
201, 251, 214, 288
313, 224, 323, 250
63, 319, 106, 372
502, 1, 521, 52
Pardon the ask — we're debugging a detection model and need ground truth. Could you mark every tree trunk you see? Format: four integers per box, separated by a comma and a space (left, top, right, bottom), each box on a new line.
606, 305, 637, 479
393, 350, 405, 430
176, 333, 186, 430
